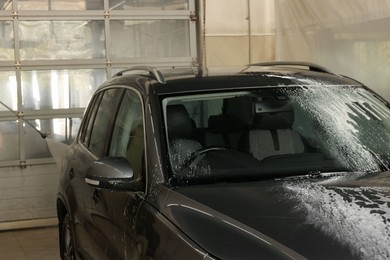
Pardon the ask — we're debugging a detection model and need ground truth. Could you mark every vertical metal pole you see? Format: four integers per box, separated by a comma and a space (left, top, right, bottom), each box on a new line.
12, 0, 26, 167
188, 0, 197, 66
195, 0, 206, 75
104, 0, 112, 78
194, 0, 202, 71
247, 0, 252, 65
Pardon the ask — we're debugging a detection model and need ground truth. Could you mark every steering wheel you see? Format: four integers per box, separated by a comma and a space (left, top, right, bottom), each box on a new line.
182, 146, 228, 168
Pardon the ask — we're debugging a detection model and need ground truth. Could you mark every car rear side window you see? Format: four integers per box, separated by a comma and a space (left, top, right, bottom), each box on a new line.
88, 88, 123, 157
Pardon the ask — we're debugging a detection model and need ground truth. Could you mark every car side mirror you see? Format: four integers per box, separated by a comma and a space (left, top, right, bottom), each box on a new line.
85, 157, 144, 191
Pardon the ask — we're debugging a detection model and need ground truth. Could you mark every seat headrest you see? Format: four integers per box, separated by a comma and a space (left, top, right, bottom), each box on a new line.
167, 104, 195, 139
253, 111, 294, 130
208, 114, 243, 133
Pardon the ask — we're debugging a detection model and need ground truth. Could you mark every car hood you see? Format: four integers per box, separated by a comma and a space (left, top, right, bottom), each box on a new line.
160, 171, 390, 260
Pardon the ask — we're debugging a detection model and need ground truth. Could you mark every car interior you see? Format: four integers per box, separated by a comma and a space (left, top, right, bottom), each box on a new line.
165, 91, 343, 183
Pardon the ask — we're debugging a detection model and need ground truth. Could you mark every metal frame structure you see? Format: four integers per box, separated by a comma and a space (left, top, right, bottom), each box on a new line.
0, 0, 197, 168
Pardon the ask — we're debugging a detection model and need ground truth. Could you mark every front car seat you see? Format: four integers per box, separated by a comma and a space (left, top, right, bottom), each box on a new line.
166, 104, 202, 172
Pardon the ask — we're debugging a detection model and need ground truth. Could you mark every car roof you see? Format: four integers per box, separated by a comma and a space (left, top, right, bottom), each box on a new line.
98, 62, 363, 95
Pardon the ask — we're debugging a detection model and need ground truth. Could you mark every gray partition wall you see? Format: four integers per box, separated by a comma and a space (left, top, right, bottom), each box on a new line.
0, 0, 196, 226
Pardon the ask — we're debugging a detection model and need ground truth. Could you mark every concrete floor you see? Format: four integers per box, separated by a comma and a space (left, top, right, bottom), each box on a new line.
0, 226, 60, 260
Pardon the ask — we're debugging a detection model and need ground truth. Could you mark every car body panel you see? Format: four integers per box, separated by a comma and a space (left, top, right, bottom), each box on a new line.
61, 143, 99, 259
90, 189, 143, 259
167, 172, 390, 259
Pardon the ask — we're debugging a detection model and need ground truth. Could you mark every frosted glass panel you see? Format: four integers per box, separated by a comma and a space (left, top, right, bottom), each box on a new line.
0, 71, 17, 112
0, 118, 81, 161
24, 118, 81, 159
0, 21, 14, 61
21, 69, 106, 110
275, 0, 390, 102
110, 0, 188, 10
110, 20, 190, 59
31, 118, 81, 143
22, 120, 51, 159
19, 20, 105, 60
0, 121, 19, 161
17, 0, 104, 10
0, 0, 195, 164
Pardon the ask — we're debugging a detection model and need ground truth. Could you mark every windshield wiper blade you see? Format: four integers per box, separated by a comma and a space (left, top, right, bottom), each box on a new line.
276, 171, 350, 181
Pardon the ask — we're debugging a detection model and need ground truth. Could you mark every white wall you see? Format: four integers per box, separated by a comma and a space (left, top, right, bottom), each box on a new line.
203, 0, 276, 66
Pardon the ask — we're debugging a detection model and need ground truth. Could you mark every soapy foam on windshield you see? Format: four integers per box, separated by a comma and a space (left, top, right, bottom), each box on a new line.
287, 86, 390, 172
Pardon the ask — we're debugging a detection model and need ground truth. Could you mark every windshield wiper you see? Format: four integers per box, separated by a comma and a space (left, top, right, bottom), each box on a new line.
275, 171, 351, 181
367, 150, 390, 172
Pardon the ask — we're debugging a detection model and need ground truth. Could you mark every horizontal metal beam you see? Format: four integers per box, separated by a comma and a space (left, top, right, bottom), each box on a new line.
4, 10, 191, 20
0, 108, 85, 121
0, 57, 194, 70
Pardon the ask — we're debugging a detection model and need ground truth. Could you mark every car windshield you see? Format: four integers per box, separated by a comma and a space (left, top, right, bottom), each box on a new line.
162, 85, 390, 185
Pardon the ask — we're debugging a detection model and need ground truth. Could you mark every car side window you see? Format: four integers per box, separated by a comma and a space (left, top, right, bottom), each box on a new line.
88, 88, 123, 157
109, 89, 144, 178
80, 92, 103, 146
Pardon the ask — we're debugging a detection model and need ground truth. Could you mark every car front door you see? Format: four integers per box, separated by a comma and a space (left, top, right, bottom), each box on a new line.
71, 88, 123, 259
90, 87, 146, 259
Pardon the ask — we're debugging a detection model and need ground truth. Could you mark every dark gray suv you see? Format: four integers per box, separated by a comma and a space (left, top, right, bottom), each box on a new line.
57, 63, 390, 260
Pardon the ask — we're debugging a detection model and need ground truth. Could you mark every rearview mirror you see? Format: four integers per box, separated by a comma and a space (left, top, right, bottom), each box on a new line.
85, 157, 144, 191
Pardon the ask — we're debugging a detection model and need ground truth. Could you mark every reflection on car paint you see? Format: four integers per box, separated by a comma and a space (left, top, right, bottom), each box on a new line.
285, 181, 390, 259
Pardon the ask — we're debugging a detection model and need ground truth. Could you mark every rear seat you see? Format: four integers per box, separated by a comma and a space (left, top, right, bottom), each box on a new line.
247, 111, 305, 161
205, 114, 244, 149
204, 96, 253, 149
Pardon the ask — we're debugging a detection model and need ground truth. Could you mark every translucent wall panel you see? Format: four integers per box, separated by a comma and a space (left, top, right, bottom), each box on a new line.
0, 21, 14, 61
110, 20, 190, 59
275, 0, 390, 101
109, 0, 188, 10
22, 118, 80, 159
0, 121, 19, 161
1, 1, 195, 165
19, 20, 105, 60
17, 0, 104, 10
21, 69, 106, 110
48, 117, 81, 144
0, 117, 81, 161
204, 0, 275, 66
23, 120, 51, 159
0, 71, 17, 111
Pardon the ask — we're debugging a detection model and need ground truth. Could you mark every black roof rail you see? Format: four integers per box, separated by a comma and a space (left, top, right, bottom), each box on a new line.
248, 61, 339, 76
113, 66, 166, 84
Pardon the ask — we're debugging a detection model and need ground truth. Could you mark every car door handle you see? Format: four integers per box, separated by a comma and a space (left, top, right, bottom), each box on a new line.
92, 189, 101, 204
69, 168, 75, 179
